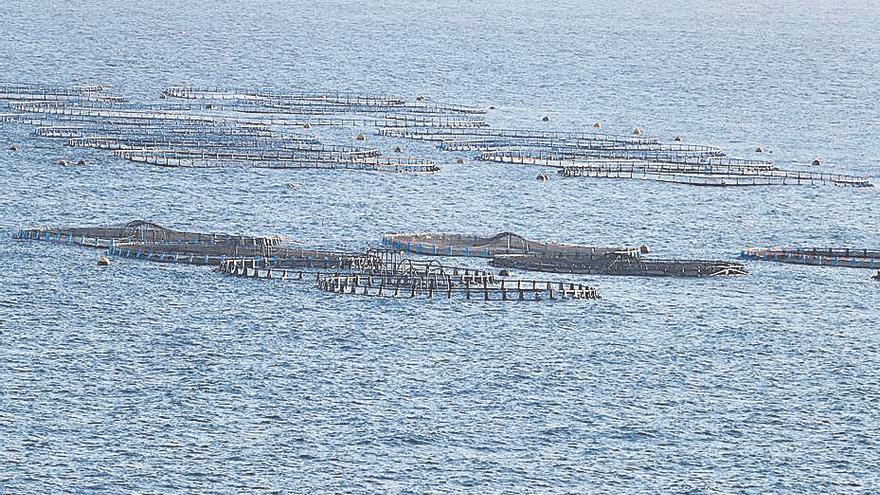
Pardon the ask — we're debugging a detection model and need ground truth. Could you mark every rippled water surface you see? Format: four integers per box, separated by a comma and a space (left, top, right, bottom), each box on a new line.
1, 1, 879, 493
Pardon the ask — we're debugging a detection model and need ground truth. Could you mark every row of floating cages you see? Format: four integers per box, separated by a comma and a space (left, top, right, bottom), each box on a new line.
0, 82, 114, 100
489, 253, 747, 278
68, 137, 380, 156
35, 123, 271, 138
437, 137, 690, 152
13, 220, 289, 248
161, 86, 488, 115
382, 231, 743, 277
201, 100, 488, 117
479, 146, 724, 162
111, 149, 439, 172
162, 86, 411, 106
8, 101, 487, 129
474, 150, 871, 187
383, 231, 643, 259
314, 273, 600, 300
218, 251, 497, 280
481, 151, 775, 172
378, 126, 658, 145
558, 163, 872, 187
741, 247, 880, 269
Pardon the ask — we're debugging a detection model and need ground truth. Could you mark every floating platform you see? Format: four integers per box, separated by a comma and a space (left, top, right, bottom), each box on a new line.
741, 247, 880, 269
383, 232, 639, 258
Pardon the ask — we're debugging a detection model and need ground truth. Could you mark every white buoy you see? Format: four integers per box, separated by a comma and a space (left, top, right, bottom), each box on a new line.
98, 256, 111, 266
355, 132, 366, 141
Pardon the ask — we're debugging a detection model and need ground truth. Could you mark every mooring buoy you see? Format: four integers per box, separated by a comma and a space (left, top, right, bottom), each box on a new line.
633, 127, 644, 136
593, 122, 602, 128
812, 158, 821, 166
456, 158, 466, 164
355, 132, 366, 141
542, 116, 550, 122
58, 159, 69, 166
498, 269, 511, 277
537, 173, 550, 181
303, 122, 312, 129
674, 136, 683, 142
98, 256, 111, 266
755, 145, 765, 153
488, 105, 496, 110
76, 159, 87, 166
639, 244, 651, 254
394, 146, 403, 153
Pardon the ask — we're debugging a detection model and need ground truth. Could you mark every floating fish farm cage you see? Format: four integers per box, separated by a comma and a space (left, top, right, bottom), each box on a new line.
15, 220, 287, 256
0, 82, 122, 102
383, 232, 744, 277
110, 149, 438, 172
383, 231, 640, 258
490, 253, 746, 277
34, 124, 285, 139
161, 86, 488, 115
379, 127, 656, 145
477, 150, 871, 187
741, 247, 880, 269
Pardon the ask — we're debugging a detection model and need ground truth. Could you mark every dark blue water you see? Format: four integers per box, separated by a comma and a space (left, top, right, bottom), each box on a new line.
2, 1, 879, 492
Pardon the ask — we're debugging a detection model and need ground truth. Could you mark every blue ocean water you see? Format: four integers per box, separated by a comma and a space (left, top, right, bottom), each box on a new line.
1, 1, 879, 492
